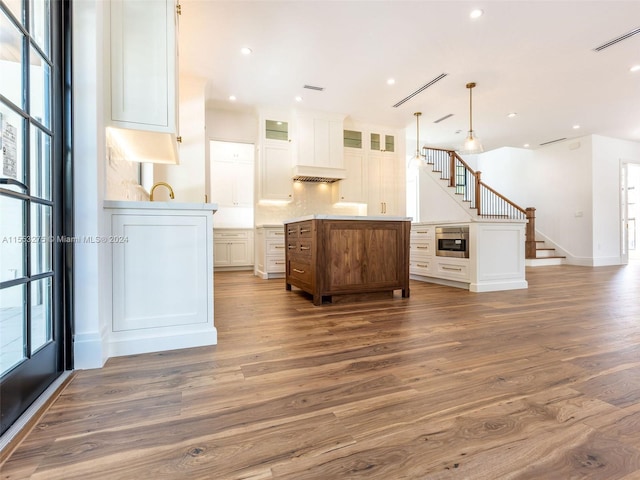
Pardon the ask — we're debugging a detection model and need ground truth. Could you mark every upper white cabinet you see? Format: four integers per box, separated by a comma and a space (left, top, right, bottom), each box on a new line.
294, 112, 344, 169
258, 112, 293, 201
369, 130, 395, 154
333, 150, 366, 203
110, 0, 178, 134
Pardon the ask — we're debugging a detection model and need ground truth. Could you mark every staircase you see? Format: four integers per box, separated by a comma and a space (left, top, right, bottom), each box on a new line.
421, 147, 563, 265
526, 240, 566, 266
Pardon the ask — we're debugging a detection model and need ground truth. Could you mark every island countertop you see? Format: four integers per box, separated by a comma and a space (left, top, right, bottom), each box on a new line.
284, 214, 411, 224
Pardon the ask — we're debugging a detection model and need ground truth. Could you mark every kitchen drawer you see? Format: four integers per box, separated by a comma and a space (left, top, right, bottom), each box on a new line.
267, 256, 286, 273
267, 239, 286, 255
287, 221, 313, 238
410, 258, 432, 276
434, 259, 470, 281
266, 228, 285, 239
286, 240, 312, 257
410, 241, 432, 256
411, 225, 434, 240
215, 229, 251, 240
288, 259, 312, 286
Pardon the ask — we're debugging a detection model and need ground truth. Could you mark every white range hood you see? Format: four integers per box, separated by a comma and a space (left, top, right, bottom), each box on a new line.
292, 165, 346, 183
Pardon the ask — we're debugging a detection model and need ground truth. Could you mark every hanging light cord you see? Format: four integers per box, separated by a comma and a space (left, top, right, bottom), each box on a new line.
415, 112, 421, 157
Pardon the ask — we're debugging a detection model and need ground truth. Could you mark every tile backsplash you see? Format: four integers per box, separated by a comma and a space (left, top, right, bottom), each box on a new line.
105, 129, 149, 201
254, 181, 366, 225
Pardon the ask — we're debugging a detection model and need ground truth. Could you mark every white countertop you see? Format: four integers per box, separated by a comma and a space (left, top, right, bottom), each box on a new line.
284, 214, 411, 224
255, 224, 284, 228
104, 200, 218, 211
412, 218, 527, 225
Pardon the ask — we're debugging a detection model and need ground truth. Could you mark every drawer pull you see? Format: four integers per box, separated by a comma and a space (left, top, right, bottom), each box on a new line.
300, 246, 310, 250
300, 228, 311, 233
417, 263, 429, 268
416, 246, 429, 249
274, 232, 284, 236
293, 268, 305, 274
416, 230, 429, 234
274, 245, 285, 249
442, 266, 462, 272
275, 261, 285, 265
287, 230, 296, 235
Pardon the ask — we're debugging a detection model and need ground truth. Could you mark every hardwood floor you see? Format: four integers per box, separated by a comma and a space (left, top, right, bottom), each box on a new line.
2, 264, 640, 479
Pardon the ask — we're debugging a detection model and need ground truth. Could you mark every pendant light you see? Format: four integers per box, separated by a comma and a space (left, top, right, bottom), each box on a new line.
460, 82, 483, 154
408, 112, 424, 170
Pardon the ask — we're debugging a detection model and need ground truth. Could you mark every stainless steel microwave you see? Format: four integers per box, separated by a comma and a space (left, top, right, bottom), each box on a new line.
435, 226, 469, 258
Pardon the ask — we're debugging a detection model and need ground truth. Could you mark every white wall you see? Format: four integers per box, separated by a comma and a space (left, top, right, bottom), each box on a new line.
153, 76, 207, 203
592, 135, 640, 265
475, 135, 640, 265
73, 0, 110, 369
410, 166, 474, 223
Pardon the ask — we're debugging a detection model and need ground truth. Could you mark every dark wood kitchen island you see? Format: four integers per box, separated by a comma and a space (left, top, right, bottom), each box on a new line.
284, 215, 411, 305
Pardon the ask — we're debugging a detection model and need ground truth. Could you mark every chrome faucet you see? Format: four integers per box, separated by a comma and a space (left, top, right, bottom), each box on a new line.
149, 182, 175, 201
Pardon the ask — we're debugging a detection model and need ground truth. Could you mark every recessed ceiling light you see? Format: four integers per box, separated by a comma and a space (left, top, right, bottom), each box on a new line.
573, 124, 581, 129
523, 144, 530, 148
228, 95, 236, 101
387, 78, 396, 85
470, 9, 484, 19
507, 112, 517, 118
630, 65, 640, 72
295, 96, 303, 102
240, 47, 252, 55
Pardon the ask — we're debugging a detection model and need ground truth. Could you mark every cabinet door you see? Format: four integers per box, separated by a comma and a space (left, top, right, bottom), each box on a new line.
368, 152, 398, 215
228, 240, 251, 265
110, 0, 177, 132
260, 145, 293, 201
210, 160, 235, 206
334, 150, 366, 203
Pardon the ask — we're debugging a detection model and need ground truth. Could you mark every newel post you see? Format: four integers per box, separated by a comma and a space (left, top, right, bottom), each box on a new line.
525, 207, 536, 259
449, 152, 456, 188
475, 171, 482, 215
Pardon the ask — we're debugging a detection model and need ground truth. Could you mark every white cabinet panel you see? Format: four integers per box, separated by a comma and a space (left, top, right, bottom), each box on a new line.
333, 150, 366, 204
110, 0, 177, 133
214, 229, 254, 268
255, 226, 286, 279
260, 145, 293, 201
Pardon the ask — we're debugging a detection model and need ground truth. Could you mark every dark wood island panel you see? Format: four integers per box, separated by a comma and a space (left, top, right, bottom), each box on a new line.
285, 218, 410, 305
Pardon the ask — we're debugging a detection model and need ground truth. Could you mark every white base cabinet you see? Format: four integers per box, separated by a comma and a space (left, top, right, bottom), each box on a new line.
105, 201, 218, 357
255, 226, 286, 279
410, 221, 528, 292
214, 229, 254, 269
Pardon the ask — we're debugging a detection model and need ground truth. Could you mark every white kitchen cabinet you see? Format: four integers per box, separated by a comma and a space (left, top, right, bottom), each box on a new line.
110, 0, 179, 134
409, 224, 434, 277
369, 130, 395, 153
333, 150, 366, 203
255, 226, 286, 279
209, 141, 254, 207
259, 144, 293, 201
105, 200, 217, 357
294, 112, 344, 169
368, 151, 400, 215
214, 229, 254, 269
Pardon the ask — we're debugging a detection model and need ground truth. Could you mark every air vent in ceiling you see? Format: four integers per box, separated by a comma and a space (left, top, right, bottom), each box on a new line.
303, 84, 324, 91
539, 137, 567, 146
392, 73, 448, 108
593, 26, 640, 51
434, 113, 454, 123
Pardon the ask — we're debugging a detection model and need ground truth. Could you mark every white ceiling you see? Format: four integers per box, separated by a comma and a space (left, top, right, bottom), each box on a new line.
179, 0, 640, 152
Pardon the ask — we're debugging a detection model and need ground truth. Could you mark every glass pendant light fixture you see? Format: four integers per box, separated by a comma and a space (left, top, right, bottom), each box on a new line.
460, 82, 483, 154
408, 112, 424, 169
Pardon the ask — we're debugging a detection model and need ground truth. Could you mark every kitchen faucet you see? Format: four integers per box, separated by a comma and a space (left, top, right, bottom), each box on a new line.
150, 182, 175, 201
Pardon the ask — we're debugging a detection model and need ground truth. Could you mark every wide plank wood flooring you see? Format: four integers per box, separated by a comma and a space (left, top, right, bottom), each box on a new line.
2, 264, 640, 479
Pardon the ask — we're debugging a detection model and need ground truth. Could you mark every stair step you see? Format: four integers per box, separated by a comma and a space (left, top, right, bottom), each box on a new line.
526, 257, 565, 267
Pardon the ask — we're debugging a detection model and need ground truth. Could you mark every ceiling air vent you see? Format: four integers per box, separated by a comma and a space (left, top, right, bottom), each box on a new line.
434, 113, 454, 124
593, 26, 640, 51
539, 137, 567, 146
392, 73, 448, 108
303, 84, 324, 91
